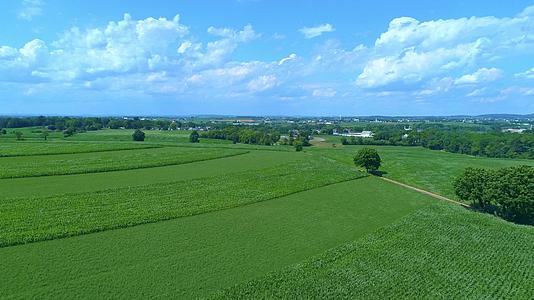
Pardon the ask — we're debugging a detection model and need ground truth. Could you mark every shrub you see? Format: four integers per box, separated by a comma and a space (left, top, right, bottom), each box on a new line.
189, 131, 200, 143
132, 129, 145, 141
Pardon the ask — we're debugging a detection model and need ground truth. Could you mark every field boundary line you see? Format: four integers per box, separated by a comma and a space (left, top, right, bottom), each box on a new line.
0, 145, 164, 158
0, 151, 251, 180
0, 175, 369, 248
377, 176, 470, 207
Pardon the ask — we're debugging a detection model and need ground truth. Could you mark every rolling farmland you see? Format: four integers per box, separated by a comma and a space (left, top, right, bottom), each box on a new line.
311, 144, 534, 200
214, 203, 534, 299
0, 129, 532, 299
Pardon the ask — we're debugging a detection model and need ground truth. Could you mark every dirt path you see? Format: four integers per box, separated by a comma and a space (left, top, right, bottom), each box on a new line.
377, 176, 470, 207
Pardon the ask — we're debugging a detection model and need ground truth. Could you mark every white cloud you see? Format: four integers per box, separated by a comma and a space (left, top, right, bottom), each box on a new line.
248, 75, 277, 92
18, 0, 44, 21
454, 67, 502, 85
2, 5, 534, 108
181, 24, 259, 66
299, 23, 335, 39
357, 40, 484, 88
207, 24, 259, 42
467, 87, 489, 97
278, 53, 297, 65
515, 67, 534, 79
501, 86, 534, 96
413, 77, 454, 96
357, 7, 533, 88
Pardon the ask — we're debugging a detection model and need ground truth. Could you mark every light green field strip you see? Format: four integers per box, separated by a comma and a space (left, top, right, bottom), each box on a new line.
0, 141, 161, 157
215, 203, 534, 299
0, 177, 431, 299
0, 150, 304, 198
0, 147, 248, 179
311, 145, 534, 199
0, 157, 362, 247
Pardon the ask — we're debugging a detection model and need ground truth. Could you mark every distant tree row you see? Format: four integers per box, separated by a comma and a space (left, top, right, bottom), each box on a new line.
199, 127, 281, 146
342, 129, 534, 159
454, 166, 534, 225
0, 116, 199, 132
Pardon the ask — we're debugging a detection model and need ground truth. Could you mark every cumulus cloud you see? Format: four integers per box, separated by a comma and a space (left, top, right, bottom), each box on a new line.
179, 24, 259, 66
0, 13, 266, 85
18, 0, 44, 21
357, 7, 534, 88
357, 40, 485, 88
454, 67, 502, 85
299, 23, 335, 39
1, 5, 534, 108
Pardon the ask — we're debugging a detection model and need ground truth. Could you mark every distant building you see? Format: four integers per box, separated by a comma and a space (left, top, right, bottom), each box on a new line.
502, 128, 526, 134
333, 130, 374, 138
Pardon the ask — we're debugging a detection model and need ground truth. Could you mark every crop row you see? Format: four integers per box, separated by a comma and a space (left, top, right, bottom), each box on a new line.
0, 156, 364, 247
0, 141, 160, 157
0, 147, 247, 178
213, 203, 534, 299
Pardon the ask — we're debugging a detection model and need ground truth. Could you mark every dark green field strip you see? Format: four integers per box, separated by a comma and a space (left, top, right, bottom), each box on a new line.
0, 157, 363, 247
0, 151, 304, 199
214, 203, 534, 299
0, 177, 431, 299
0, 141, 161, 157
0, 147, 248, 178
312, 145, 534, 199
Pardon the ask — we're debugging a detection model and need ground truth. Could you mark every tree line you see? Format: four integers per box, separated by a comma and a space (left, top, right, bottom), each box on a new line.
199, 127, 280, 146
342, 128, 534, 159
454, 166, 534, 225
0, 116, 200, 132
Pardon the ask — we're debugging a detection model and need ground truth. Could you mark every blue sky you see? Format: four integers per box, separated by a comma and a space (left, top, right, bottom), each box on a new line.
0, 0, 533, 116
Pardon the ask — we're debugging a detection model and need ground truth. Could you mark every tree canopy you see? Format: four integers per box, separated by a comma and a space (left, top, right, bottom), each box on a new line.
189, 131, 200, 143
132, 129, 145, 141
353, 148, 381, 172
454, 166, 534, 225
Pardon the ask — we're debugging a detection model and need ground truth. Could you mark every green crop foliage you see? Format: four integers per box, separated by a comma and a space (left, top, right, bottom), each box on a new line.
0, 177, 431, 299
0, 147, 247, 178
0, 141, 159, 157
0, 151, 304, 199
214, 203, 534, 299
311, 145, 534, 200
0, 157, 364, 247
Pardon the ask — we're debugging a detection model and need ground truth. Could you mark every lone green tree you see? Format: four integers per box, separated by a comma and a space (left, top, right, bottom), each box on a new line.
132, 129, 145, 141
353, 148, 381, 172
41, 128, 49, 140
189, 131, 200, 143
294, 141, 303, 152
63, 127, 75, 137
15, 131, 23, 140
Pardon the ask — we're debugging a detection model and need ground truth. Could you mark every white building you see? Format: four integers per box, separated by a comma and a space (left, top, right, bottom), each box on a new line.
502, 128, 526, 134
334, 130, 374, 138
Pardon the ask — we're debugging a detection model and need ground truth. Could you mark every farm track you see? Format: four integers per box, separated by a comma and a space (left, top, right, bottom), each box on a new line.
377, 176, 469, 207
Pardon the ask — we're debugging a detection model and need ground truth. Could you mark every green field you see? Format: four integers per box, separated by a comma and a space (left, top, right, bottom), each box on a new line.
215, 203, 534, 299
311, 144, 534, 199
0, 141, 159, 156
0, 129, 532, 299
0, 156, 363, 247
0, 150, 304, 198
0, 177, 431, 299
0, 146, 247, 178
